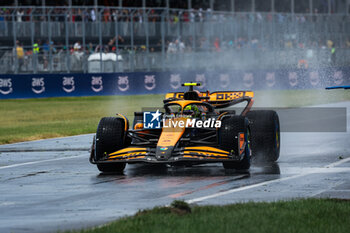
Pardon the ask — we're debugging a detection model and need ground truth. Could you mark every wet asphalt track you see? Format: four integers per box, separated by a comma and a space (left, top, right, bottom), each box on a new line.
1, 102, 350, 233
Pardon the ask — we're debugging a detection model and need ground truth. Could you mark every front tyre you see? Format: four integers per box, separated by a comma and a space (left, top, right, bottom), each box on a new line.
219, 116, 251, 170
246, 110, 280, 162
97, 163, 126, 173
95, 117, 127, 173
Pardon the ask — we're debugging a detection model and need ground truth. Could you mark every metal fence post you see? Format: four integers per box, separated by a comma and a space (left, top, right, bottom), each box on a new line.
272, 12, 276, 68
30, 10, 36, 74
191, 10, 196, 69
210, 9, 214, 43
192, 11, 195, 51
177, 11, 180, 39
65, 11, 70, 73
82, 8, 86, 73
99, 8, 103, 73
145, 10, 150, 71
161, 12, 165, 71
130, 11, 135, 72
48, 9, 53, 73
167, 7, 170, 35
309, 0, 313, 14
166, 0, 170, 32
115, 9, 120, 72
12, 13, 18, 74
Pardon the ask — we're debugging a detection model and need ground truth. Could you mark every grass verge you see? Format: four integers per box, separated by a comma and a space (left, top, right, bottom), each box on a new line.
0, 95, 162, 144
68, 199, 350, 233
1, 89, 349, 144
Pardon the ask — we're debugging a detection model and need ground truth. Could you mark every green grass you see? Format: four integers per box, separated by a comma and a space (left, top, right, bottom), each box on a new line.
0, 95, 162, 144
68, 199, 350, 233
1, 89, 349, 144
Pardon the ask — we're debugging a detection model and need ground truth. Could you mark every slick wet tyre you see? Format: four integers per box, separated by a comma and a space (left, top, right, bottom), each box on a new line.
95, 117, 127, 173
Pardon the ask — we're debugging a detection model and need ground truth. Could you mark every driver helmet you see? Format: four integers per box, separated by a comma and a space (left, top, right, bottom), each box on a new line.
184, 104, 200, 117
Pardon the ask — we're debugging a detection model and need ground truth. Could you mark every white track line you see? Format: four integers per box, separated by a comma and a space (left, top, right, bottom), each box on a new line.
0, 154, 87, 170
326, 157, 350, 168
186, 157, 350, 204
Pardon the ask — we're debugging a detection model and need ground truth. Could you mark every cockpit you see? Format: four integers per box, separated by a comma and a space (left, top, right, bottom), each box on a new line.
164, 102, 214, 119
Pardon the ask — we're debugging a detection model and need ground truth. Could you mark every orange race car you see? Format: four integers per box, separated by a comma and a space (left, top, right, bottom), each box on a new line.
90, 83, 280, 173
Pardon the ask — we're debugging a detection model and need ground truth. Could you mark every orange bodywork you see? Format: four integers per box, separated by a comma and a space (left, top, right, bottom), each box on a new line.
183, 146, 230, 158
105, 91, 253, 162
157, 118, 186, 147
239, 133, 245, 155
116, 113, 129, 131
108, 147, 148, 160
109, 147, 147, 157
134, 122, 143, 130
165, 91, 254, 102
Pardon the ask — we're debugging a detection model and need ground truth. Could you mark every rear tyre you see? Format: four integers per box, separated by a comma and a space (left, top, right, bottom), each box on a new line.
219, 116, 251, 170
246, 110, 280, 162
95, 117, 127, 173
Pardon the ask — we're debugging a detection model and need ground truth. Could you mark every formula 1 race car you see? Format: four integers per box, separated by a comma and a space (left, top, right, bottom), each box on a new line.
90, 83, 280, 173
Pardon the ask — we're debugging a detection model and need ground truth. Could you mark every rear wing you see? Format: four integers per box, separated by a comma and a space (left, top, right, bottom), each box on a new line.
165, 91, 254, 108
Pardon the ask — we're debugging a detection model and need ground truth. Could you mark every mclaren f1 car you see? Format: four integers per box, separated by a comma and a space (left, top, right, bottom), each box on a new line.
90, 83, 280, 173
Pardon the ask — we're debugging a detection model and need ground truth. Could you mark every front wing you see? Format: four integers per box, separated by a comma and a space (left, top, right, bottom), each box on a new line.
92, 146, 242, 164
